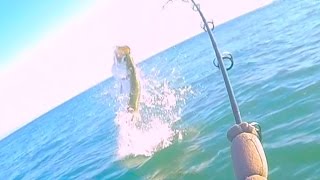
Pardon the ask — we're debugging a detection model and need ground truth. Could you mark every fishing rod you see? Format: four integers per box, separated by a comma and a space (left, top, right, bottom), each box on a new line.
189, 0, 242, 125
163, 1, 269, 179
163, 0, 241, 124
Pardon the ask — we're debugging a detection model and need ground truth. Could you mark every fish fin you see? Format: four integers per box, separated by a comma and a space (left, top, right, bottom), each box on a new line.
127, 108, 141, 122
120, 83, 123, 94
131, 112, 141, 123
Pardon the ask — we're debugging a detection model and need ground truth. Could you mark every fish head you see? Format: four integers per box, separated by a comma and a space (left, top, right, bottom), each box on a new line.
114, 45, 131, 63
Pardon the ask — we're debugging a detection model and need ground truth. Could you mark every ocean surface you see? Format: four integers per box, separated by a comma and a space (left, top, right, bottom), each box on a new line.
1, 0, 320, 179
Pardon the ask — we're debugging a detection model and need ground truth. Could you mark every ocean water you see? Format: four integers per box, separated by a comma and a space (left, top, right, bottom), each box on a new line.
1, 0, 320, 179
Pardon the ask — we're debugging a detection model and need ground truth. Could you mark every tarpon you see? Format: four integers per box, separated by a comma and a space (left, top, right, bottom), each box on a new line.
112, 46, 141, 119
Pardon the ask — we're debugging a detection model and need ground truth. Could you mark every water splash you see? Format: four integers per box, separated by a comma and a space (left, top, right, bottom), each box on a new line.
114, 68, 193, 158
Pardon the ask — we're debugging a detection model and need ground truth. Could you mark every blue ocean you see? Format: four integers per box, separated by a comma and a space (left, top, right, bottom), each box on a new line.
1, 0, 320, 179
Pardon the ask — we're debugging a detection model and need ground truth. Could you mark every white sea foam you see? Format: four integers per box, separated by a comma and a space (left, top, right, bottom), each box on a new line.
114, 68, 192, 158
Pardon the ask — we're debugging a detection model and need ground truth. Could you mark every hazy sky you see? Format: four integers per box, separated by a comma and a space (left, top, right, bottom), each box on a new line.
0, 0, 272, 139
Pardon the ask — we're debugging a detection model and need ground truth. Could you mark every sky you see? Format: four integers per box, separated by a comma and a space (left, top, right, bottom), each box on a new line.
0, 0, 272, 140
